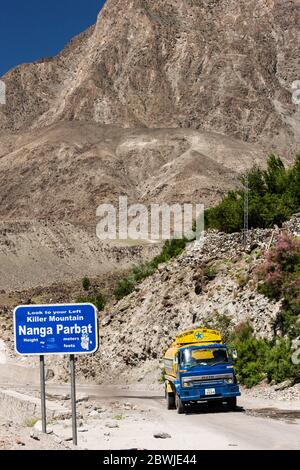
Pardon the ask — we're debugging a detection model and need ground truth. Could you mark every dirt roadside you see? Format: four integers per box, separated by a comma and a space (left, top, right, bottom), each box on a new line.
1, 380, 300, 451
1, 340, 300, 451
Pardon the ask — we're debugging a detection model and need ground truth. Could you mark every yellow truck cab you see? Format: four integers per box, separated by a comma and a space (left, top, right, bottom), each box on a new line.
163, 328, 240, 413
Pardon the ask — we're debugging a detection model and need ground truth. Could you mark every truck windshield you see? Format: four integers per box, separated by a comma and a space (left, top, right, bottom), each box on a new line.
181, 347, 229, 368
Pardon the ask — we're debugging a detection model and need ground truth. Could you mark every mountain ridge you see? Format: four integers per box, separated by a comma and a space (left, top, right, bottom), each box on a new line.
0, 0, 299, 156
0, 0, 299, 289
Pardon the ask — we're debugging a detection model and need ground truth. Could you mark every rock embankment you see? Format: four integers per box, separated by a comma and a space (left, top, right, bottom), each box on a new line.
77, 215, 300, 384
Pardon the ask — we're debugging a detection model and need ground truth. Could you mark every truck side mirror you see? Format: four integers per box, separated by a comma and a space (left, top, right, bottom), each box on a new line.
231, 349, 238, 360
173, 354, 178, 374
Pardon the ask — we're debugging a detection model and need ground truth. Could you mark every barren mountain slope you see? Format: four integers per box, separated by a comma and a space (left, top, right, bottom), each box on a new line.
0, 120, 264, 291
0, 0, 299, 291
0, 0, 299, 156
0, 121, 264, 223
0, 219, 161, 292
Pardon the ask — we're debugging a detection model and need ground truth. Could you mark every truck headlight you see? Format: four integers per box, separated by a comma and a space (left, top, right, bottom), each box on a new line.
183, 381, 192, 387
225, 378, 234, 384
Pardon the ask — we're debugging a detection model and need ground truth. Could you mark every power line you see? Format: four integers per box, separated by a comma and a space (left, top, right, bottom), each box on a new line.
243, 174, 249, 248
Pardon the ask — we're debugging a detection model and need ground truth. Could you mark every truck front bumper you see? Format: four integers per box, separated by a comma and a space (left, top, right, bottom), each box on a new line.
179, 384, 241, 402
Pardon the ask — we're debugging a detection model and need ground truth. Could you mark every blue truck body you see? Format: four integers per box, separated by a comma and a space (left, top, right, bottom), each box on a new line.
173, 344, 240, 403
164, 333, 241, 413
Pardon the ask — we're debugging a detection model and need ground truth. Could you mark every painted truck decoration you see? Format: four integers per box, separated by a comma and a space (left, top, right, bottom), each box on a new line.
163, 328, 241, 413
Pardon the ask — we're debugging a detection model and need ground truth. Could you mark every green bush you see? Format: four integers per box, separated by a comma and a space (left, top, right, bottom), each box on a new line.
205, 191, 244, 233
205, 154, 300, 233
274, 309, 300, 339
114, 275, 136, 301
203, 264, 218, 280
132, 262, 156, 282
82, 275, 91, 291
159, 368, 166, 384
265, 338, 298, 384
230, 323, 299, 387
231, 325, 267, 387
256, 233, 300, 338
152, 238, 188, 265
24, 417, 38, 428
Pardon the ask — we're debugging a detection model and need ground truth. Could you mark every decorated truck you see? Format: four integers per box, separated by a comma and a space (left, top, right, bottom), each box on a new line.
163, 328, 240, 413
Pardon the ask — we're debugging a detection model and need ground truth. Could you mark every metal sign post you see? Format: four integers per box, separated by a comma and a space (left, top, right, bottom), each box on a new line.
70, 354, 77, 446
39, 355, 47, 433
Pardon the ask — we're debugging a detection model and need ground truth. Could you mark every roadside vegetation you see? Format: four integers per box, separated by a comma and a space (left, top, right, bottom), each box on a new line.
205, 154, 300, 233
114, 238, 188, 300
77, 277, 107, 311
230, 322, 298, 387
23, 417, 38, 428
82, 275, 91, 291
231, 233, 300, 387
256, 233, 300, 339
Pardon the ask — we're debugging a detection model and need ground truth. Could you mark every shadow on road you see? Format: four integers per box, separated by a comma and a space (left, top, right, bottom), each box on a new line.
184, 403, 245, 415
246, 408, 300, 423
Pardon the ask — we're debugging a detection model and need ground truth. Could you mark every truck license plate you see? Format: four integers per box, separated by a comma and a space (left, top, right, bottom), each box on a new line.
205, 388, 216, 396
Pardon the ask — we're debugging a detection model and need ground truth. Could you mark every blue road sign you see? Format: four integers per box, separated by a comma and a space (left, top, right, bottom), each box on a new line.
14, 303, 98, 356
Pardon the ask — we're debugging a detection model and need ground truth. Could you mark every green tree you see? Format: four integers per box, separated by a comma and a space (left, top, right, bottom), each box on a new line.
82, 275, 91, 291
205, 154, 300, 233
230, 323, 299, 387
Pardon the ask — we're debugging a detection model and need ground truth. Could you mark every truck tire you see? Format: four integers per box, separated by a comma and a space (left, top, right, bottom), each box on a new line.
175, 394, 185, 414
227, 397, 237, 411
166, 392, 176, 410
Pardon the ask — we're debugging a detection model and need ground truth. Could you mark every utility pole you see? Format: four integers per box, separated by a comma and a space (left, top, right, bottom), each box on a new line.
243, 174, 249, 248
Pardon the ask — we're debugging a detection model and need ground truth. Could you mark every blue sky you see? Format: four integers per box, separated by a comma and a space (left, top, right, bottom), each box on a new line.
0, 1, 106, 77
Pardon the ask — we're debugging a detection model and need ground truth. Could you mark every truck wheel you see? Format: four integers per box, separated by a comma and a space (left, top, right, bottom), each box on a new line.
227, 397, 237, 411
166, 392, 176, 410
175, 394, 185, 414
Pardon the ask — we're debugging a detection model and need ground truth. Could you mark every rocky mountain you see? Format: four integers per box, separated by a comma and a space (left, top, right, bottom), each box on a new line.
0, 122, 264, 224
1, 0, 299, 155
0, 219, 161, 292
0, 0, 299, 289
1, 0, 299, 221
0, 120, 264, 291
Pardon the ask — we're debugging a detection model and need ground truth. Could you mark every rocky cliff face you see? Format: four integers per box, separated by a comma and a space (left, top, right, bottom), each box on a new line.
0, 120, 265, 292
1, 0, 299, 156
0, 122, 264, 224
0, 219, 161, 292
0, 1, 299, 291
